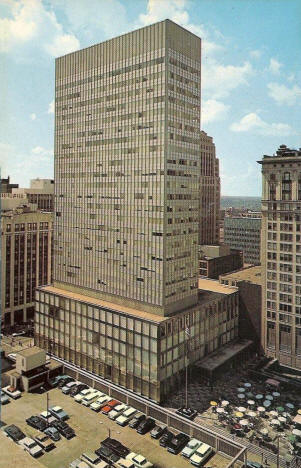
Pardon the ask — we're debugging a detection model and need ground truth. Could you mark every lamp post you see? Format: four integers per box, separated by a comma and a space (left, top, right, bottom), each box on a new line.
185, 326, 190, 409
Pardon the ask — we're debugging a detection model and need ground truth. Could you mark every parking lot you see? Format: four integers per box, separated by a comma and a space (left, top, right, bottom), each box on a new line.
1, 388, 231, 468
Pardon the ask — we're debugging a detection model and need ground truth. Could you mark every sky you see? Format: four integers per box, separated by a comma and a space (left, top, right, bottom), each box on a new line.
0, 0, 301, 196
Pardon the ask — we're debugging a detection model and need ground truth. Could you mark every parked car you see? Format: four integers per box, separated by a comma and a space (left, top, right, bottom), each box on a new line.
74, 388, 93, 403
82, 390, 103, 407
51, 420, 75, 439
58, 376, 74, 389
150, 425, 167, 439
70, 383, 88, 397
7, 353, 17, 362
137, 417, 156, 435
176, 407, 198, 421
101, 437, 129, 458
167, 433, 190, 454
129, 414, 146, 429
116, 459, 135, 468
49, 374, 70, 388
159, 430, 174, 447
19, 437, 43, 457
126, 452, 153, 468
116, 407, 137, 426
101, 399, 120, 415
40, 411, 57, 425
4, 424, 25, 442
108, 403, 128, 420
0, 391, 10, 405
69, 458, 83, 468
49, 405, 69, 421
95, 445, 120, 464
44, 426, 61, 441
81, 451, 102, 466
12, 331, 26, 337
62, 381, 78, 395
246, 462, 263, 468
26, 415, 47, 431
2, 385, 21, 399
33, 433, 55, 451
88, 394, 109, 411
190, 443, 213, 466
181, 438, 202, 458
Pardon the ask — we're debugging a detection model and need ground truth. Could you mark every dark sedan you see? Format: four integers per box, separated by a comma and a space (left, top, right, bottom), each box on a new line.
150, 424, 167, 439
101, 437, 129, 458
137, 417, 156, 435
159, 430, 174, 447
70, 383, 89, 397
95, 445, 119, 464
4, 424, 25, 442
129, 414, 145, 429
26, 415, 47, 432
51, 420, 75, 439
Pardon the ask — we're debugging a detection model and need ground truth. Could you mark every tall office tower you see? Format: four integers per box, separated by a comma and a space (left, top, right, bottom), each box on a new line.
259, 144, 301, 370
35, 20, 202, 400
224, 216, 261, 265
199, 131, 220, 245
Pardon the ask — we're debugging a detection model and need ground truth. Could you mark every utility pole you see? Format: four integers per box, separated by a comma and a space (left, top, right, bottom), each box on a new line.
277, 435, 280, 468
185, 326, 190, 408
46, 392, 49, 426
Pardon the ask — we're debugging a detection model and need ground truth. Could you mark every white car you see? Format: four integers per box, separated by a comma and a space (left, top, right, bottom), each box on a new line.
62, 381, 78, 394
81, 390, 103, 407
2, 385, 21, 399
116, 459, 135, 468
90, 394, 111, 411
74, 388, 93, 403
40, 410, 57, 425
181, 438, 202, 458
126, 453, 153, 468
108, 403, 128, 420
19, 437, 43, 457
7, 353, 17, 362
190, 443, 213, 466
116, 407, 137, 426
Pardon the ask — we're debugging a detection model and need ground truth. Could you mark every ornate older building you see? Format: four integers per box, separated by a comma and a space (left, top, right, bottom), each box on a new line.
259, 144, 301, 370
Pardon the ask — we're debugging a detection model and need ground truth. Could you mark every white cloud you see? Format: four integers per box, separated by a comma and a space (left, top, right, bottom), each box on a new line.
203, 60, 253, 99
288, 73, 295, 82
268, 58, 282, 75
250, 50, 262, 59
0, 0, 79, 56
48, 100, 54, 114
202, 99, 229, 124
267, 82, 301, 106
30, 113, 36, 120
230, 112, 295, 136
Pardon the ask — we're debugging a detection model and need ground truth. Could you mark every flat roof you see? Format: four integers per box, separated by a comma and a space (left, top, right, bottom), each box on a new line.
40, 286, 168, 323
198, 278, 238, 295
196, 339, 253, 371
17, 346, 45, 358
220, 266, 262, 285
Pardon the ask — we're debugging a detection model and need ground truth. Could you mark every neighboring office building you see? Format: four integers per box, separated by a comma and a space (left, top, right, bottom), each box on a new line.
220, 266, 262, 350
259, 144, 301, 370
224, 216, 261, 265
0, 176, 19, 193
199, 131, 220, 245
199, 244, 243, 279
13, 178, 54, 211
1, 199, 53, 329
35, 20, 243, 402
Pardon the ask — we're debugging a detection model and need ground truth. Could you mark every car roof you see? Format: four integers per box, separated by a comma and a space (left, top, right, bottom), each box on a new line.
134, 454, 146, 462
197, 443, 211, 454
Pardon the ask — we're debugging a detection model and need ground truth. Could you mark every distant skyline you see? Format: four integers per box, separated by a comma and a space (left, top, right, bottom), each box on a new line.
1, 0, 300, 195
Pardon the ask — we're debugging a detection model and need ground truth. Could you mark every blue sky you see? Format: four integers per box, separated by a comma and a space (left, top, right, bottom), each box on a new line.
1, 0, 300, 196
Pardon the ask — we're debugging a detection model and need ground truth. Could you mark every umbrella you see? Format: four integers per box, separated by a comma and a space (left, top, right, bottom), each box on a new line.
288, 434, 297, 444
257, 406, 265, 413
282, 412, 290, 418
292, 429, 301, 437
238, 393, 245, 399
286, 403, 294, 410
238, 407, 246, 413
270, 410, 278, 417
238, 387, 246, 393
277, 406, 284, 413
263, 400, 272, 408
239, 419, 248, 426
266, 395, 273, 401
278, 416, 286, 423
260, 428, 268, 436
246, 411, 257, 417
272, 392, 280, 398
271, 419, 280, 426
247, 399, 255, 406
221, 400, 229, 407
216, 407, 225, 414
298, 409, 301, 415
256, 394, 263, 400
235, 411, 244, 418
244, 383, 251, 388
210, 401, 218, 406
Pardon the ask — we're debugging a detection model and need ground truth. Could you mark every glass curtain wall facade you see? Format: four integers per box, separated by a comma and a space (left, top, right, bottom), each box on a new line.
53, 20, 201, 316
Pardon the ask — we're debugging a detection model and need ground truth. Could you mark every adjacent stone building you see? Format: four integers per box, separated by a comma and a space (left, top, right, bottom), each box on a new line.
199, 244, 243, 279
13, 178, 54, 212
259, 144, 301, 370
